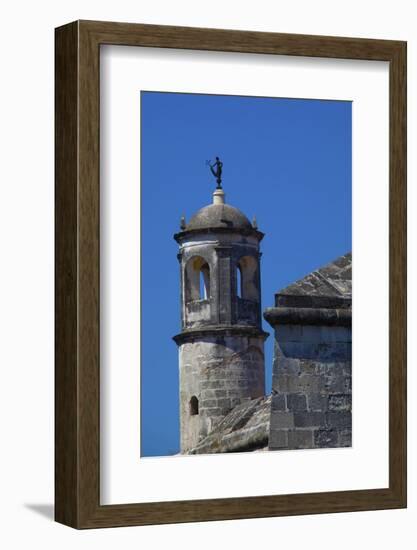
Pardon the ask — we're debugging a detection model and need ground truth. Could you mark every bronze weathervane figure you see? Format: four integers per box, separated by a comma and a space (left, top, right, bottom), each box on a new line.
207, 156, 223, 189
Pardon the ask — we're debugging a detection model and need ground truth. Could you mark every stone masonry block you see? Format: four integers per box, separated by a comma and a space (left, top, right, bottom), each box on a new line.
201, 389, 227, 400
201, 407, 223, 417
221, 379, 238, 390
324, 375, 350, 394
345, 376, 352, 392
338, 428, 352, 447
287, 393, 307, 411
240, 397, 252, 403
314, 429, 338, 448
328, 394, 352, 411
316, 342, 350, 361
276, 374, 322, 394
216, 398, 232, 409
317, 326, 351, 344
299, 360, 317, 375
288, 429, 314, 449
307, 393, 328, 412
294, 412, 326, 428
271, 393, 286, 411
200, 399, 218, 408
227, 389, 243, 398
277, 342, 314, 360
343, 363, 352, 377
200, 389, 216, 399
269, 429, 288, 449
298, 325, 325, 343
273, 355, 301, 375
312, 362, 343, 376
326, 411, 351, 429
200, 380, 224, 390
275, 325, 303, 343
270, 411, 295, 430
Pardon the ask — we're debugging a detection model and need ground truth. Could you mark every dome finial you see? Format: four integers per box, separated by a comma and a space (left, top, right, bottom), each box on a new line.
213, 188, 225, 205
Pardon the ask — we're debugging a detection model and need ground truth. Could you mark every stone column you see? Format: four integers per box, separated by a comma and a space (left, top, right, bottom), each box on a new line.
215, 245, 233, 325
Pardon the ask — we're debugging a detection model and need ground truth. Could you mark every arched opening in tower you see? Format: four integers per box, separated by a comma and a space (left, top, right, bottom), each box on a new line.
189, 395, 199, 415
237, 256, 259, 302
185, 256, 211, 302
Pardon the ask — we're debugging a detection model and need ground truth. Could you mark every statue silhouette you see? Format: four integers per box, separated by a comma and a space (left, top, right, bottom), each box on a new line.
208, 157, 223, 188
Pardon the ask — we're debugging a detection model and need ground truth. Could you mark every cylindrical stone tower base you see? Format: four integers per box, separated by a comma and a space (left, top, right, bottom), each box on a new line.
176, 328, 266, 453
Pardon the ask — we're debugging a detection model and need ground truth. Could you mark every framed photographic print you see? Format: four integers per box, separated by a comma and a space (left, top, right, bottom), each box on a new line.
55, 20, 406, 528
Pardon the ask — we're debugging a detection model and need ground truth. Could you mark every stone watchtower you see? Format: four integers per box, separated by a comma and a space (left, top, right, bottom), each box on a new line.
173, 187, 268, 453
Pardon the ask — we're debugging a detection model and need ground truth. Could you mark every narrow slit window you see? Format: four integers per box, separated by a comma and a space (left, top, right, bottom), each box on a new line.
199, 270, 207, 299
200, 263, 210, 299
189, 396, 199, 415
237, 265, 243, 298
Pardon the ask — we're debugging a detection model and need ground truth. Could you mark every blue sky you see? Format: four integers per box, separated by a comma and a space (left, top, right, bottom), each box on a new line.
140, 91, 352, 457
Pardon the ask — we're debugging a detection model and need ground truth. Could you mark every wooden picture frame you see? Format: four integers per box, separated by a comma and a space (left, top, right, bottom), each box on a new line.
55, 20, 407, 528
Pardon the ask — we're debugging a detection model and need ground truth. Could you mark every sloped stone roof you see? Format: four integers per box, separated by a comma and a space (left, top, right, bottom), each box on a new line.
188, 396, 271, 454
277, 252, 352, 300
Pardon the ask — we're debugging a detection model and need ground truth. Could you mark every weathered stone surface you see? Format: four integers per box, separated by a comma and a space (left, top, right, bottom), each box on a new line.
287, 393, 307, 411
328, 394, 352, 411
270, 411, 294, 430
265, 253, 352, 452
269, 429, 288, 448
274, 374, 322, 394
294, 412, 326, 428
314, 429, 339, 448
264, 307, 351, 327
307, 394, 328, 412
271, 393, 286, 411
287, 429, 314, 449
324, 374, 351, 393
276, 252, 352, 302
338, 428, 352, 447
179, 336, 266, 451
277, 340, 350, 361
188, 396, 271, 454
273, 354, 301, 374
200, 399, 218, 408
326, 411, 352, 429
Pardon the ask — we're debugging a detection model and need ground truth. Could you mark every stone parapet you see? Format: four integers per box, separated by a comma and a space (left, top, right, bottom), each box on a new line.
264, 306, 351, 327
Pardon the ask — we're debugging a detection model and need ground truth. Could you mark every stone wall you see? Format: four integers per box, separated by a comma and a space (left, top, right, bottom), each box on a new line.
178, 333, 265, 453
265, 322, 351, 450
264, 253, 352, 451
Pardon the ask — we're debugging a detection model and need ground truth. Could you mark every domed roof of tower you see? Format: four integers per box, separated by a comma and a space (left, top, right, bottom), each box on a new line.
174, 188, 264, 242
186, 188, 252, 232
187, 203, 252, 231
